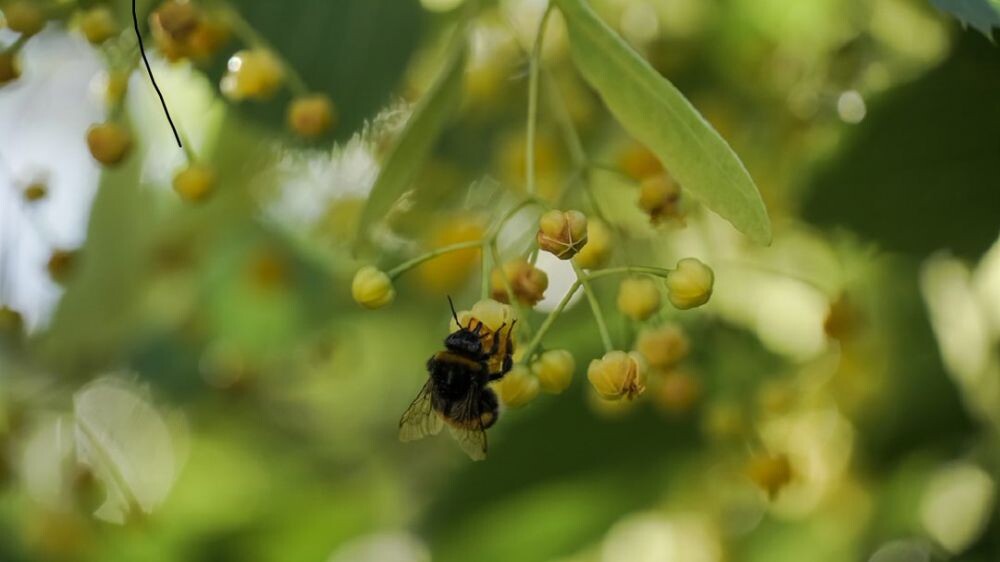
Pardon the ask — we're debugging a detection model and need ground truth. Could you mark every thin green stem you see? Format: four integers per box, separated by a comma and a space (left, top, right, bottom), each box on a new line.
387, 239, 483, 279
584, 265, 674, 282
519, 280, 581, 363
573, 262, 613, 352
526, 4, 553, 196
222, 3, 310, 96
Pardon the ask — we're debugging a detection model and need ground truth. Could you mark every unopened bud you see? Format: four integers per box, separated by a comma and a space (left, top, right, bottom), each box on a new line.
537, 209, 588, 259
587, 350, 645, 401
533, 349, 575, 394
617, 276, 661, 321
573, 219, 612, 270
665, 258, 713, 310
351, 266, 394, 309
492, 365, 538, 407
490, 259, 548, 306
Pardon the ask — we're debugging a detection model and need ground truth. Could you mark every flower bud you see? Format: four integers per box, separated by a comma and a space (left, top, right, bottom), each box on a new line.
492, 365, 538, 408
573, 218, 612, 270
653, 369, 701, 414
23, 182, 46, 202
490, 259, 548, 307
221, 49, 284, 101
665, 258, 714, 310
0, 306, 24, 342
79, 7, 117, 45
617, 142, 662, 181
351, 266, 394, 309
537, 209, 588, 259
288, 94, 336, 138
638, 173, 682, 224
172, 164, 216, 202
186, 16, 230, 60
533, 349, 575, 394
4, 1, 45, 37
635, 324, 689, 368
450, 299, 515, 335
86, 122, 133, 166
587, 350, 645, 401
616, 276, 661, 321
47, 249, 77, 285
0, 51, 20, 86
151, 0, 199, 42
746, 452, 793, 499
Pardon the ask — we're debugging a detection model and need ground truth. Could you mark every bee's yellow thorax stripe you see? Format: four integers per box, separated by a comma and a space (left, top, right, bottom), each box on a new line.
435, 351, 481, 369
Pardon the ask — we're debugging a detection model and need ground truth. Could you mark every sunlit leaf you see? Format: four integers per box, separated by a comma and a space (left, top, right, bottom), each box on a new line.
555, 0, 772, 245
354, 38, 467, 250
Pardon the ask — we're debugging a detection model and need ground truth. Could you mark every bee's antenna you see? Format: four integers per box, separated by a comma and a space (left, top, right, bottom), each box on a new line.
447, 295, 461, 326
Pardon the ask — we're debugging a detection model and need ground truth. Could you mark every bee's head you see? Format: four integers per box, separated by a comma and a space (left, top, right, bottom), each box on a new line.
445, 323, 484, 356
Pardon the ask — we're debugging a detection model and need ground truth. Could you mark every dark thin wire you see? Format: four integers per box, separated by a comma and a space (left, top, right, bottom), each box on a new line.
132, 0, 183, 148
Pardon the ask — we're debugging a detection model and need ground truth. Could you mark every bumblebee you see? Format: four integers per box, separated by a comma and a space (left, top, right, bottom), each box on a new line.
399, 298, 515, 460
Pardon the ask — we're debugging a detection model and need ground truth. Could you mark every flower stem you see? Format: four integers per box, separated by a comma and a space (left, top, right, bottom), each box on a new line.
526, 4, 553, 196
387, 239, 483, 279
520, 280, 581, 363
573, 262, 613, 352
584, 265, 674, 281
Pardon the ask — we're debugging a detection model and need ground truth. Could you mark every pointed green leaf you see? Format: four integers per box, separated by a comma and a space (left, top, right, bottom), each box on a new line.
555, 0, 772, 245
354, 40, 467, 251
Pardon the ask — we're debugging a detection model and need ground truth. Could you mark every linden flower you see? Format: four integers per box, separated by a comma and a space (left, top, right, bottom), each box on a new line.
221, 49, 284, 101
665, 258, 714, 310
635, 324, 689, 368
747, 452, 793, 499
351, 266, 395, 309
86, 122, 133, 166
492, 365, 539, 408
616, 277, 661, 321
587, 351, 645, 401
637, 173, 682, 224
537, 209, 588, 260
172, 164, 217, 202
490, 259, 548, 307
533, 349, 575, 394
288, 94, 337, 138
573, 219, 612, 270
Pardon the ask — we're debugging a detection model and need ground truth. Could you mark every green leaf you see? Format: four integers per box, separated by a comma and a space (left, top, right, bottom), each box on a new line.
930, 0, 1000, 39
354, 39, 467, 250
554, 0, 772, 245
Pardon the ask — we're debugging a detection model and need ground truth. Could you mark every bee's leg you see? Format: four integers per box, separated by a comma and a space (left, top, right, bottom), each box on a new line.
487, 322, 506, 357
486, 355, 513, 382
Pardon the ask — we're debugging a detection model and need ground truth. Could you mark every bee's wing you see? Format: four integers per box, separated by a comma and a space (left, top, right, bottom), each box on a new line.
446, 390, 488, 461
399, 380, 444, 442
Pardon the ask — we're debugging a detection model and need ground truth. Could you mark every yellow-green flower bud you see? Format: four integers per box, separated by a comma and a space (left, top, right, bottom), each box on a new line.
573, 218, 612, 270
537, 209, 588, 259
492, 365, 538, 408
653, 369, 701, 415
86, 122, 133, 166
587, 350, 645, 401
221, 49, 284, 101
79, 7, 117, 45
351, 266, 394, 309
4, 1, 45, 37
490, 259, 548, 306
617, 276, 661, 321
665, 258, 714, 310
637, 173, 682, 224
287, 94, 336, 138
172, 164, 216, 202
533, 349, 575, 394
450, 298, 515, 334
635, 324, 689, 368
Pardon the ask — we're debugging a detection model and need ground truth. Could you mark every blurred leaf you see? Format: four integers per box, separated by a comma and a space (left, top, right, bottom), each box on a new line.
555, 0, 772, 245
930, 0, 1000, 39
354, 38, 467, 250
74, 377, 178, 524
208, 0, 424, 142
803, 34, 1000, 259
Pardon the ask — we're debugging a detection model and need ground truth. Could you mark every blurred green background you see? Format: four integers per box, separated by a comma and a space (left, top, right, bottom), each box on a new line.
1, 0, 999, 561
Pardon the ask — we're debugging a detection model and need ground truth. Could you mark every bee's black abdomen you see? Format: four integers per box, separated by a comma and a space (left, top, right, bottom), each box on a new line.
479, 388, 499, 429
